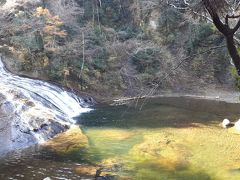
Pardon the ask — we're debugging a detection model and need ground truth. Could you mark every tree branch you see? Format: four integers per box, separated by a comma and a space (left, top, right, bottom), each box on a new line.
167, 3, 188, 10
232, 18, 240, 33
227, 14, 240, 18
203, 0, 228, 35
225, 14, 229, 25
138, 45, 226, 109
235, 2, 240, 11
167, 1, 240, 45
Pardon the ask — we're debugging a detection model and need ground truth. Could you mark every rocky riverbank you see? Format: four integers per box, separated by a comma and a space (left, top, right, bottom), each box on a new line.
0, 56, 92, 156
0, 90, 70, 155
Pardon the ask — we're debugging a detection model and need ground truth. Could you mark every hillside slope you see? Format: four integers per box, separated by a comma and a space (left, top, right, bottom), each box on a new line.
0, 0, 237, 99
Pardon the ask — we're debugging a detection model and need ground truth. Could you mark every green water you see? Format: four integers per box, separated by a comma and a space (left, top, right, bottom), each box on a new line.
1, 98, 240, 180
79, 103, 240, 180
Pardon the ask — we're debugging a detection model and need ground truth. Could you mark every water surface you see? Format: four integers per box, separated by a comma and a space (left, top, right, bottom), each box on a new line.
1, 97, 240, 180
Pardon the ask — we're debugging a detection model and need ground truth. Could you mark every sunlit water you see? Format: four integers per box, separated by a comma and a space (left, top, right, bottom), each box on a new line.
1, 98, 240, 180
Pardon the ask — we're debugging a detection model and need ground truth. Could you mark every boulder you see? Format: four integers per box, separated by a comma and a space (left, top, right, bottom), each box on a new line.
235, 119, 240, 131
42, 125, 88, 154
222, 119, 231, 128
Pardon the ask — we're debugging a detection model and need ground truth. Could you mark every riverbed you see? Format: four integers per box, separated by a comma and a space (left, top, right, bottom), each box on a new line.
1, 97, 240, 180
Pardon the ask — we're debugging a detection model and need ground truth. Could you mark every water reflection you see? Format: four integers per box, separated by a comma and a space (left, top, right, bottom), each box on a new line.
1, 98, 240, 179
0, 147, 92, 179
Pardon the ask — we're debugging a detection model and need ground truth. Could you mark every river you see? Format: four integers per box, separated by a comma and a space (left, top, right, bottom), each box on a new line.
1, 56, 240, 179
1, 96, 240, 179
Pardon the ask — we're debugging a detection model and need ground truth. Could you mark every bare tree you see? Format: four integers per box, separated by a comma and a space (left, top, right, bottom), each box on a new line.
166, 0, 240, 75
46, 0, 83, 27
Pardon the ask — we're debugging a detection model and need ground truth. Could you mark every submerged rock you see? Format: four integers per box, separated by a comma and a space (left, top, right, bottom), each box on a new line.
100, 129, 135, 141
42, 125, 88, 154
0, 86, 81, 155
128, 133, 189, 171
75, 165, 97, 176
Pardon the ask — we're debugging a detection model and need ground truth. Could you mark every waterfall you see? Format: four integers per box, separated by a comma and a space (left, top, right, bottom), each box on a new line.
0, 57, 92, 153
0, 58, 91, 118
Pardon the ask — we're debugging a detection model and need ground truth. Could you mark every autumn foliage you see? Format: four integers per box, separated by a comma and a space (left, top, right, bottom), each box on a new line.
34, 7, 67, 49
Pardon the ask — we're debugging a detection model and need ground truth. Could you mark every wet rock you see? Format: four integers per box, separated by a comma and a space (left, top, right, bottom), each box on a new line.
48, 120, 66, 135
128, 133, 189, 171
96, 175, 118, 180
0, 93, 6, 102
100, 158, 122, 172
0, 89, 72, 155
0, 94, 14, 154
222, 119, 233, 128
19, 127, 31, 134
10, 90, 27, 100
40, 123, 48, 129
0, 54, 91, 155
42, 125, 88, 154
75, 165, 97, 176
0, 101, 14, 115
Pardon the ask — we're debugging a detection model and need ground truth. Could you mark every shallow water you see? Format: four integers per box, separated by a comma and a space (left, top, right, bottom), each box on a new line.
1, 98, 240, 180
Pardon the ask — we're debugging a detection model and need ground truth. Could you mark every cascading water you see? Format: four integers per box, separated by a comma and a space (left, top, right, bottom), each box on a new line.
0, 58, 91, 118
0, 57, 92, 154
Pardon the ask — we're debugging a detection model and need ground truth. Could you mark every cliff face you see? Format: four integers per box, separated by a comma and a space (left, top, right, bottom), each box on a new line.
0, 0, 237, 99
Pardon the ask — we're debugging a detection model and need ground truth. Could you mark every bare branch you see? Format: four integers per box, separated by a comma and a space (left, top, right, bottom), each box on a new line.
167, 1, 189, 10
138, 45, 226, 109
232, 18, 240, 32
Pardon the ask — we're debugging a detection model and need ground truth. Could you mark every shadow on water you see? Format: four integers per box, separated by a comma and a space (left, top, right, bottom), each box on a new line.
0, 146, 96, 180
78, 96, 240, 129
0, 146, 213, 180
78, 105, 217, 129
131, 160, 213, 180
2, 97, 240, 179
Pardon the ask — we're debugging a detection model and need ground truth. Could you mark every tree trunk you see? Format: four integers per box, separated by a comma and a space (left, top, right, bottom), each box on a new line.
202, 0, 240, 75
226, 35, 240, 75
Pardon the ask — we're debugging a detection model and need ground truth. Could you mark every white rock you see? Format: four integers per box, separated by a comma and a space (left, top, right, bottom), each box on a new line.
222, 119, 230, 128
43, 177, 51, 180
235, 119, 240, 131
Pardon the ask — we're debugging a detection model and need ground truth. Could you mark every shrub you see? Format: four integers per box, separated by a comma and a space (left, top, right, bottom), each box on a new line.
187, 24, 215, 54
92, 48, 108, 72
158, 7, 183, 35
131, 48, 161, 74
230, 66, 240, 90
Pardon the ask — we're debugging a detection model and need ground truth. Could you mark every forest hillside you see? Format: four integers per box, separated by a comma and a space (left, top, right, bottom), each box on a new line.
0, 0, 237, 99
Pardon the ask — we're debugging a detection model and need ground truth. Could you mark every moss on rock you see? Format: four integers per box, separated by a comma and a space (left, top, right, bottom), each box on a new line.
43, 125, 89, 154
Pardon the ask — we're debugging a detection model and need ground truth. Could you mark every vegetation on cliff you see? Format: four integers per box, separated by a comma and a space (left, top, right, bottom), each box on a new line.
0, 0, 238, 98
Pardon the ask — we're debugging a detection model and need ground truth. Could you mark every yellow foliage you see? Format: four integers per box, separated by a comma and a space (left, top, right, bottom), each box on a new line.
33, 6, 67, 48
63, 68, 70, 76
34, 7, 50, 17
43, 56, 49, 67
43, 25, 55, 33
54, 30, 67, 37
52, 16, 63, 25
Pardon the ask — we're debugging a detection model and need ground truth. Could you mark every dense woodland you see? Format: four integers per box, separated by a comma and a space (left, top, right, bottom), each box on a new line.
0, 0, 239, 98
